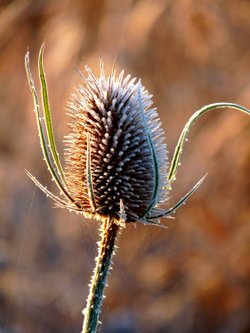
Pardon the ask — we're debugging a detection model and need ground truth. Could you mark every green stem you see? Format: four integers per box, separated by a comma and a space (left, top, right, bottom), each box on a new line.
82, 219, 120, 333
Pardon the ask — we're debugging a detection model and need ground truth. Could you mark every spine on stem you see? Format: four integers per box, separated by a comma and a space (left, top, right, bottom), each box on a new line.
82, 219, 119, 333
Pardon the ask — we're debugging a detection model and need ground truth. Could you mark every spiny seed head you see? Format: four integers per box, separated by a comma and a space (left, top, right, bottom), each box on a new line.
64, 63, 168, 223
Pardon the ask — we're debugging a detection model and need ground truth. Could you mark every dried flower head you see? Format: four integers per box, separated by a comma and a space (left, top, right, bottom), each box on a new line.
25, 45, 250, 333
64, 64, 168, 223
25, 45, 249, 228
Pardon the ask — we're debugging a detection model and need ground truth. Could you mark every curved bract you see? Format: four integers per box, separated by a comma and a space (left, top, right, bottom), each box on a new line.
167, 102, 250, 187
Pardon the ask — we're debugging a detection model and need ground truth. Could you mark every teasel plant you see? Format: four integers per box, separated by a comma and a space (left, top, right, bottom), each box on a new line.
25, 44, 250, 333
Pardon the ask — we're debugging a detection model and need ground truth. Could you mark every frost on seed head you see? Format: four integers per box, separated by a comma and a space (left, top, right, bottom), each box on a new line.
64, 63, 169, 223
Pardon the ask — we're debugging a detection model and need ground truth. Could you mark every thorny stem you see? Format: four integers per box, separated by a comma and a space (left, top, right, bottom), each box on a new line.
82, 219, 120, 333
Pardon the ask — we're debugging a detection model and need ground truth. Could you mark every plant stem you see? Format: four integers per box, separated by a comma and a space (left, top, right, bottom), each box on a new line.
82, 218, 120, 333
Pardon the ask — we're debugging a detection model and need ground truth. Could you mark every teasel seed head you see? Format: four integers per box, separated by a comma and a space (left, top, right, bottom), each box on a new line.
64, 63, 169, 223
26, 47, 249, 226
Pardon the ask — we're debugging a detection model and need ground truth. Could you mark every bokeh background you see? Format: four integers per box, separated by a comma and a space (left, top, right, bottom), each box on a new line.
0, 0, 250, 332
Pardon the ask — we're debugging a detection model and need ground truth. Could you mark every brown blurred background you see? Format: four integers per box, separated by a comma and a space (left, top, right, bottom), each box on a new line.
0, 0, 250, 332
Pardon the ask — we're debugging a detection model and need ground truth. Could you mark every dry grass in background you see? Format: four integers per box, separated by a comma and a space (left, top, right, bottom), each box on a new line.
0, 0, 249, 332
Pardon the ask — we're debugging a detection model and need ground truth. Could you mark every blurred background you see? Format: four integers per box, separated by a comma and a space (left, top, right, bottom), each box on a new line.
0, 0, 250, 332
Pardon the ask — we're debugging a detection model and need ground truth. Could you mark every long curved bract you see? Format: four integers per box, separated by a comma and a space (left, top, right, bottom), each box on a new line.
25, 47, 76, 205
167, 103, 250, 188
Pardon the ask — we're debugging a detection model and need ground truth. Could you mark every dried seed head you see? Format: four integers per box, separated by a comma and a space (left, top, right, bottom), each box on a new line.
26, 48, 250, 228
64, 63, 168, 223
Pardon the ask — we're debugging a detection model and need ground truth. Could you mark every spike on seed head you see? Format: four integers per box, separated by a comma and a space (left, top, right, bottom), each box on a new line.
64, 62, 169, 223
